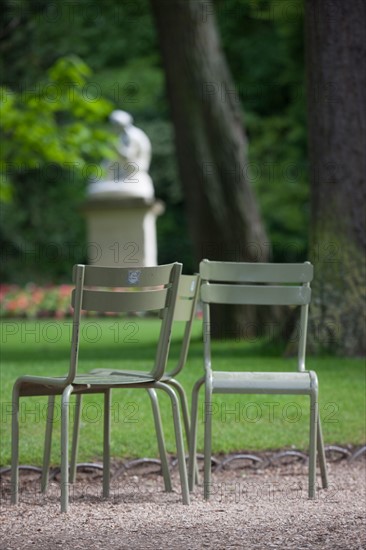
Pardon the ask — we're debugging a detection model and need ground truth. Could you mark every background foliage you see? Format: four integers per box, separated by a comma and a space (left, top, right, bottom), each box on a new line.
1, 0, 308, 282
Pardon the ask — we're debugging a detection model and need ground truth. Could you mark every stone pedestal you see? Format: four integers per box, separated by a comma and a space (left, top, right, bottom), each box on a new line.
82, 197, 164, 267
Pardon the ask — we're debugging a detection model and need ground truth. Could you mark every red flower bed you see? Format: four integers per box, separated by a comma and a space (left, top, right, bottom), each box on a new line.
0, 284, 74, 318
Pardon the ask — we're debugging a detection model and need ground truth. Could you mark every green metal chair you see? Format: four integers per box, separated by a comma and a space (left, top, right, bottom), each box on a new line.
188, 260, 328, 500
11, 262, 191, 512
42, 274, 200, 494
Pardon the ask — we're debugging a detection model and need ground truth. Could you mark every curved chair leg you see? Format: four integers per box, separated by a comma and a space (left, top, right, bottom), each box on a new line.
188, 377, 205, 491
155, 382, 190, 505
203, 380, 213, 501
69, 394, 82, 484
147, 389, 172, 492
317, 415, 328, 489
103, 389, 111, 498
11, 383, 20, 505
308, 391, 318, 499
61, 385, 73, 513
41, 395, 55, 493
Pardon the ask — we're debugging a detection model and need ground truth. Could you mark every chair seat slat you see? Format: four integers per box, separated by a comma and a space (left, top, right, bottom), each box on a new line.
211, 371, 312, 394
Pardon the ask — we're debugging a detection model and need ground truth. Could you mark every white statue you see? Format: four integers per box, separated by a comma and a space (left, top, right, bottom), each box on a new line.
88, 110, 155, 199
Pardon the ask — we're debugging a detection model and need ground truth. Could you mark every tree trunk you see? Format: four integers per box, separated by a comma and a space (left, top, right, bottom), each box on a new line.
305, 0, 366, 355
150, 0, 279, 339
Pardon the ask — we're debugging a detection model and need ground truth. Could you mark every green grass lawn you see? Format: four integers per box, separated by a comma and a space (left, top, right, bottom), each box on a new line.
1, 318, 365, 466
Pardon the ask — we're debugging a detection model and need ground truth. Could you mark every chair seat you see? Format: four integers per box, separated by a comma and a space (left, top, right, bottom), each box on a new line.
211, 370, 316, 395
89, 368, 153, 379
73, 373, 156, 387
17, 372, 157, 396
90, 367, 178, 384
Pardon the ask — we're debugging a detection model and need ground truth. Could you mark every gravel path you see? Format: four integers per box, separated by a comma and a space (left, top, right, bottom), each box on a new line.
1, 459, 365, 549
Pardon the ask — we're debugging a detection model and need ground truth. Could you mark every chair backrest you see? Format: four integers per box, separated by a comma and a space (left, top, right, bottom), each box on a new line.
199, 260, 313, 372
167, 274, 200, 378
67, 263, 182, 383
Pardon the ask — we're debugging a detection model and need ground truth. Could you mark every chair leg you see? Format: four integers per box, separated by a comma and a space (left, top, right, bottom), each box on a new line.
308, 392, 318, 499
70, 394, 82, 484
103, 389, 111, 498
169, 379, 200, 487
168, 380, 190, 446
156, 382, 190, 505
188, 377, 205, 491
11, 384, 20, 505
147, 389, 172, 492
61, 385, 73, 513
317, 415, 328, 489
41, 395, 55, 493
203, 381, 213, 501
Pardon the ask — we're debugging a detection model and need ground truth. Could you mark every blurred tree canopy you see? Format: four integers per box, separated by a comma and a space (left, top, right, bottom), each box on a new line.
0, 0, 308, 283
1, 56, 114, 193
0, 54, 115, 281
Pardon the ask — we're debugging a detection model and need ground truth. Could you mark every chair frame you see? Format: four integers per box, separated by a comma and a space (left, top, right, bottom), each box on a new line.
188, 260, 328, 500
11, 262, 191, 512
42, 274, 200, 495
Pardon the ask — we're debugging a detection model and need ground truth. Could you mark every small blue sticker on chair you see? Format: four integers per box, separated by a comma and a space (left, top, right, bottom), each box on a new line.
128, 270, 141, 284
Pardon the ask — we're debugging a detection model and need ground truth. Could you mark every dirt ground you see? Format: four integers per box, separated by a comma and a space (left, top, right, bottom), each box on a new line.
1, 456, 365, 550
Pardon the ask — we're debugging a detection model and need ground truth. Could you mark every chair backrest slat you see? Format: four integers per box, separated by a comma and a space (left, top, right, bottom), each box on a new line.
73, 288, 169, 313
201, 283, 311, 306
174, 275, 199, 321
77, 264, 174, 288
167, 274, 200, 377
200, 260, 313, 283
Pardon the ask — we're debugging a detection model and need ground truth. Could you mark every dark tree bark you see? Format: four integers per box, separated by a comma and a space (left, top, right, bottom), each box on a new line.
305, 0, 366, 355
150, 0, 279, 338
